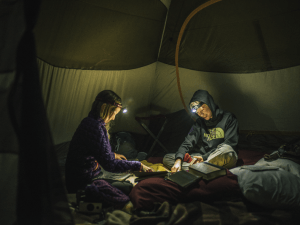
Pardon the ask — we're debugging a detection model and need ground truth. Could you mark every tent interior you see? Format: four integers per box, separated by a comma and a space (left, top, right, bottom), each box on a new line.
1, 0, 300, 224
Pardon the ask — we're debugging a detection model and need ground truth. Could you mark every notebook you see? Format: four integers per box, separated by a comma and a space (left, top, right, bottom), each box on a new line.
165, 170, 201, 188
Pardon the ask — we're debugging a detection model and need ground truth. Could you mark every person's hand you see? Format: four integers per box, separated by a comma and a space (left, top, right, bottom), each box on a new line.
171, 159, 182, 173
114, 153, 127, 160
192, 156, 203, 164
140, 163, 154, 172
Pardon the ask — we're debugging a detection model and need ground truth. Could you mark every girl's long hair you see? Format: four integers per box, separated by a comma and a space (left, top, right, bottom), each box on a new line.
90, 90, 122, 139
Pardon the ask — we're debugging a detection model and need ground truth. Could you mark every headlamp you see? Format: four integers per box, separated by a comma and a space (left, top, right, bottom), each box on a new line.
95, 97, 128, 113
191, 102, 204, 113
191, 106, 198, 113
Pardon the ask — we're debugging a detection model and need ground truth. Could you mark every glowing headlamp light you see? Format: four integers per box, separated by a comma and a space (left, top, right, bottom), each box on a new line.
191, 105, 199, 113
122, 107, 127, 113
191, 102, 204, 113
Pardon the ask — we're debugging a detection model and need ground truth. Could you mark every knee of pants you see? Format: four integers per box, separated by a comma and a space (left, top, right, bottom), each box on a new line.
217, 143, 234, 152
207, 152, 237, 169
163, 153, 176, 169
223, 152, 238, 169
111, 181, 133, 195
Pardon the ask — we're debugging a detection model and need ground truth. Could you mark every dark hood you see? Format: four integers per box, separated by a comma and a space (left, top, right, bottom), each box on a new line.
189, 90, 223, 128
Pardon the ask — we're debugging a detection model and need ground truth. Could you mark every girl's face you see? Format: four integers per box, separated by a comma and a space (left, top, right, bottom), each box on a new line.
104, 106, 121, 123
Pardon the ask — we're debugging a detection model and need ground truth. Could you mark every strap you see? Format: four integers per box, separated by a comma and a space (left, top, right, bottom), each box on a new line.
263, 152, 280, 161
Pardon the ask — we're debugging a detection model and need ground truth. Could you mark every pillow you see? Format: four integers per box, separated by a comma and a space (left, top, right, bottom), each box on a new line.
255, 154, 300, 178
230, 165, 300, 210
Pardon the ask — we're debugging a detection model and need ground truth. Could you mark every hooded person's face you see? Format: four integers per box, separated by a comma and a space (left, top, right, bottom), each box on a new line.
196, 104, 213, 120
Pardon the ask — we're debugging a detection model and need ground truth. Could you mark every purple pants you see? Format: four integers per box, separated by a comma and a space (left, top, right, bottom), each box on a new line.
85, 179, 130, 209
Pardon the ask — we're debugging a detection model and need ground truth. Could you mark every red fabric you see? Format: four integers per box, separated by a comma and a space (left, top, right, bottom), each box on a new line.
183, 153, 193, 163
129, 177, 186, 210
130, 150, 269, 210
184, 170, 241, 202
130, 170, 241, 210
237, 149, 267, 165
146, 156, 164, 164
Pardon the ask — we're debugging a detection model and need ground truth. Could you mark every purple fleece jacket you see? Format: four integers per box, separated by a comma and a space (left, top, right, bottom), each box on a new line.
65, 112, 141, 193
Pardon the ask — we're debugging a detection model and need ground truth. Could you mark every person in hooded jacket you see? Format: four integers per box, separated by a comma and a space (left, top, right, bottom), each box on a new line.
163, 90, 239, 172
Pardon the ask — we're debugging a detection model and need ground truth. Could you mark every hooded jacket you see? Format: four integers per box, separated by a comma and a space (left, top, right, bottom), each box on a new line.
175, 90, 239, 161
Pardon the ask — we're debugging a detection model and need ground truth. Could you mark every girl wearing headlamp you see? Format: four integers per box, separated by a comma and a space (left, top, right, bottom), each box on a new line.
65, 90, 153, 210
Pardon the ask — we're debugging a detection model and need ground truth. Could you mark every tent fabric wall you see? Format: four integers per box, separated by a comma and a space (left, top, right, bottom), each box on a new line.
0, 72, 19, 225
0, 72, 19, 154
0, 153, 18, 224
37, 59, 157, 145
1, 0, 74, 224
0, 1, 25, 73
1, 1, 26, 224
159, 0, 300, 73
34, 0, 169, 70
152, 62, 300, 133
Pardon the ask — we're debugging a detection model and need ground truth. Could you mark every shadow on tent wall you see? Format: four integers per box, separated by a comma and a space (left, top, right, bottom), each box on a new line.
138, 109, 300, 157
195, 62, 280, 132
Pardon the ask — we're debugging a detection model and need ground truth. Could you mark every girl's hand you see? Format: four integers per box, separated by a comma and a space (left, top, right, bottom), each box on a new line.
140, 163, 154, 172
171, 159, 182, 172
114, 153, 127, 160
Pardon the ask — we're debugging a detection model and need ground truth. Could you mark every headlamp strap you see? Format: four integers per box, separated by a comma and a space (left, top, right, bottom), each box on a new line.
95, 97, 122, 108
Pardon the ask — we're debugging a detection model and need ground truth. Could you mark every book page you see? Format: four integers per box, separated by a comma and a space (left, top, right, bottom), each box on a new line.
190, 162, 223, 174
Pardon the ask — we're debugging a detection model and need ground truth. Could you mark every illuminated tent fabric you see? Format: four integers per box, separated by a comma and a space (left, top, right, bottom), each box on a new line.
1, 0, 300, 224
34, 0, 171, 144
32, 0, 300, 146
34, 0, 168, 70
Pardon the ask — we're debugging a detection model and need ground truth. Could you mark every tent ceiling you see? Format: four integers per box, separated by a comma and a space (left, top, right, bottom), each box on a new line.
34, 0, 167, 70
158, 0, 300, 73
34, 0, 300, 73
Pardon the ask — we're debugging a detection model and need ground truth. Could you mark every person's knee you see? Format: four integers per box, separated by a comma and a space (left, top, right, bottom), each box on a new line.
218, 143, 234, 152
207, 145, 238, 168
163, 153, 175, 169
111, 181, 133, 195
222, 152, 237, 169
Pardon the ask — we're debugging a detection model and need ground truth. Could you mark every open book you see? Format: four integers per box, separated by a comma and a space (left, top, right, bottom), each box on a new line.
188, 162, 226, 180
166, 162, 227, 188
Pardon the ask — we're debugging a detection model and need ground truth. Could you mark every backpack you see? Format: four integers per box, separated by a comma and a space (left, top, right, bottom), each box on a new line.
264, 138, 300, 164
111, 132, 138, 160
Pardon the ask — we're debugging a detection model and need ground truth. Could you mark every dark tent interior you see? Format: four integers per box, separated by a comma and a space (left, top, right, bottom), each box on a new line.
1, 0, 300, 224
